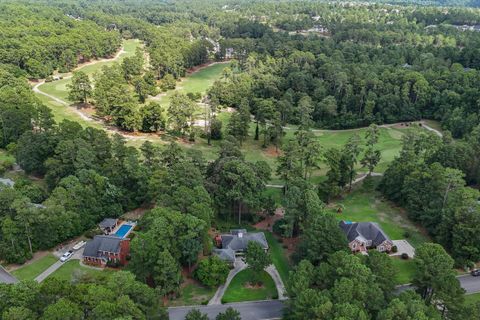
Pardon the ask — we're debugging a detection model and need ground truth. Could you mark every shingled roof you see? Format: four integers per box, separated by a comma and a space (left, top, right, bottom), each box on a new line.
339, 221, 391, 247
213, 248, 236, 262
221, 230, 268, 252
83, 235, 123, 258
99, 218, 118, 229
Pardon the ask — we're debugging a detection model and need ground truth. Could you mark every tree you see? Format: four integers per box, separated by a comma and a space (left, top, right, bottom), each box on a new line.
153, 249, 182, 296
245, 242, 271, 284
67, 71, 92, 104
342, 134, 362, 190
412, 243, 464, 315
195, 256, 230, 288
140, 102, 165, 132
294, 213, 347, 265
168, 92, 196, 136
227, 100, 250, 145
2, 307, 36, 320
364, 250, 396, 298
185, 309, 209, 320
41, 298, 83, 320
215, 307, 241, 320
361, 124, 381, 175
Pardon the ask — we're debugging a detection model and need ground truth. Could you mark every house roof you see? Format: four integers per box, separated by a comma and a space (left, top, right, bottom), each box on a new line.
0, 265, 18, 284
213, 248, 236, 262
99, 218, 118, 229
339, 221, 391, 247
221, 230, 268, 252
83, 235, 123, 258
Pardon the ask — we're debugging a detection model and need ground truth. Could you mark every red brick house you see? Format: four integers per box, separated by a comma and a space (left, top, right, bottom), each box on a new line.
339, 221, 394, 254
83, 235, 130, 267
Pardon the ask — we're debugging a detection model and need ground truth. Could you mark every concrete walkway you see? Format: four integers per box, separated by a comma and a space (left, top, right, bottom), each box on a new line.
266, 265, 287, 300
208, 259, 247, 305
34, 260, 63, 282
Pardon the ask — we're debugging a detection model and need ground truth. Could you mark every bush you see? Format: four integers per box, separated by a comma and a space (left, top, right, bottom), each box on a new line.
194, 256, 230, 288
160, 74, 176, 91
403, 230, 411, 238
401, 253, 409, 260
391, 245, 398, 253
187, 92, 202, 101
272, 219, 289, 237
210, 118, 223, 140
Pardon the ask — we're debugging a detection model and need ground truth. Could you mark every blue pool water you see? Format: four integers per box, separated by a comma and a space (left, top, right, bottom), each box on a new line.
114, 224, 133, 238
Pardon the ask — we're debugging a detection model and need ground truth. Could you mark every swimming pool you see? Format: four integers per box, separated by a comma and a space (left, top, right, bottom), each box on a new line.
114, 224, 133, 238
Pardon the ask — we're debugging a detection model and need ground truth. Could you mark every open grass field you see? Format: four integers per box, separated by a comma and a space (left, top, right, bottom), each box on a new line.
222, 269, 278, 303
169, 282, 217, 307
465, 292, 480, 305
50, 260, 110, 282
390, 257, 416, 285
327, 177, 428, 249
39, 39, 140, 103
265, 232, 291, 284
11, 254, 57, 281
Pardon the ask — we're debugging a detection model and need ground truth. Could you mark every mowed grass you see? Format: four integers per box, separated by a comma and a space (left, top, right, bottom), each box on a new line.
390, 257, 416, 285
328, 178, 428, 249
222, 269, 278, 303
50, 260, 109, 282
11, 254, 57, 281
465, 292, 480, 305
169, 282, 217, 307
39, 39, 140, 103
265, 232, 291, 285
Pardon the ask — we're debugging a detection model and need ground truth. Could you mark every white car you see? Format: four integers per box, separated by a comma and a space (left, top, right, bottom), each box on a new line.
60, 250, 73, 262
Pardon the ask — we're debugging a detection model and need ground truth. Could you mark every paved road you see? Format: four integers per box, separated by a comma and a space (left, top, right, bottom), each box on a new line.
395, 274, 480, 295
169, 300, 285, 320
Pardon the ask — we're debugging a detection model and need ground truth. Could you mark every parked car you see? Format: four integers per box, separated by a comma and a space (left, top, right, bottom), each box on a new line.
471, 269, 480, 276
60, 250, 74, 262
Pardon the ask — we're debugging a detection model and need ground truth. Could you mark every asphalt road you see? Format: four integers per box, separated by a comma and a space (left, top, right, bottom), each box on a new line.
169, 275, 480, 320
0, 265, 18, 284
168, 300, 285, 320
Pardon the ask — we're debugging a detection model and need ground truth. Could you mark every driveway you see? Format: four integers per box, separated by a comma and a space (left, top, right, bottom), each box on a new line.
266, 265, 287, 300
390, 239, 415, 258
169, 300, 285, 320
35, 247, 84, 283
208, 258, 247, 305
0, 265, 18, 284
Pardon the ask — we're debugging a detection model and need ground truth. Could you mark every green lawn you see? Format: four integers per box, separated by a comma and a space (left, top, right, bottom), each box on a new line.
465, 292, 480, 305
11, 254, 57, 281
390, 257, 416, 285
328, 178, 428, 248
265, 232, 291, 284
39, 39, 140, 103
222, 269, 278, 303
169, 282, 217, 307
50, 260, 110, 282
0, 149, 15, 163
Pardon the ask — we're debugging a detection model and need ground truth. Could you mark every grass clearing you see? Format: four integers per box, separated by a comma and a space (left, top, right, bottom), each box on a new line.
465, 292, 480, 305
390, 257, 416, 285
222, 269, 277, 303
11, 254, 57, 281
50, 260, 110, 282
328, 177, 428, 249
169, 282, 216, 307
265, 232, 291, 285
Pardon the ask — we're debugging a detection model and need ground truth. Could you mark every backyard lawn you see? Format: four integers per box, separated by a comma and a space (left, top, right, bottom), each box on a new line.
169, 282, 217, 307
328, 178, 428, 249
11, 254, 57, 281
222, 269, 278, 303
50, 260, 110, 282
265, 231, 291, 284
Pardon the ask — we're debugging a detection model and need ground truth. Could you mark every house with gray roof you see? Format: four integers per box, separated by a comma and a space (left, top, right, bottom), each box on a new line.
0, 265, 18, 284
339, 221, 393, 253
99, 218, 119, 234
214, 229, 268, 262
83, 235, 130, 267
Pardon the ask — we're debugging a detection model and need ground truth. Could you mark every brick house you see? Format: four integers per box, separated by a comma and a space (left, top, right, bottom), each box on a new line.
339, 221, 394, 253
83, 235, 130, 267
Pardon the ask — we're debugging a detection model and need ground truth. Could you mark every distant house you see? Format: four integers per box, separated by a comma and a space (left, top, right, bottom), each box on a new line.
83, 235, 130, 267
99, 218, 119, 234
339, 221, 393, 253
214, 229, 268, 262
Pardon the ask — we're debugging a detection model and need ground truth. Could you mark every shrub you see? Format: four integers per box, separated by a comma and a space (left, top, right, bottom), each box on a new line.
210, 118, 223, 140
272, 219, 288, 237
187, 92, 202, 101
160, 74, 176, 91
194, 256, 230, 288
401, 253, 409, 260
403, 230, 411, 238
391, 245, 398, 253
